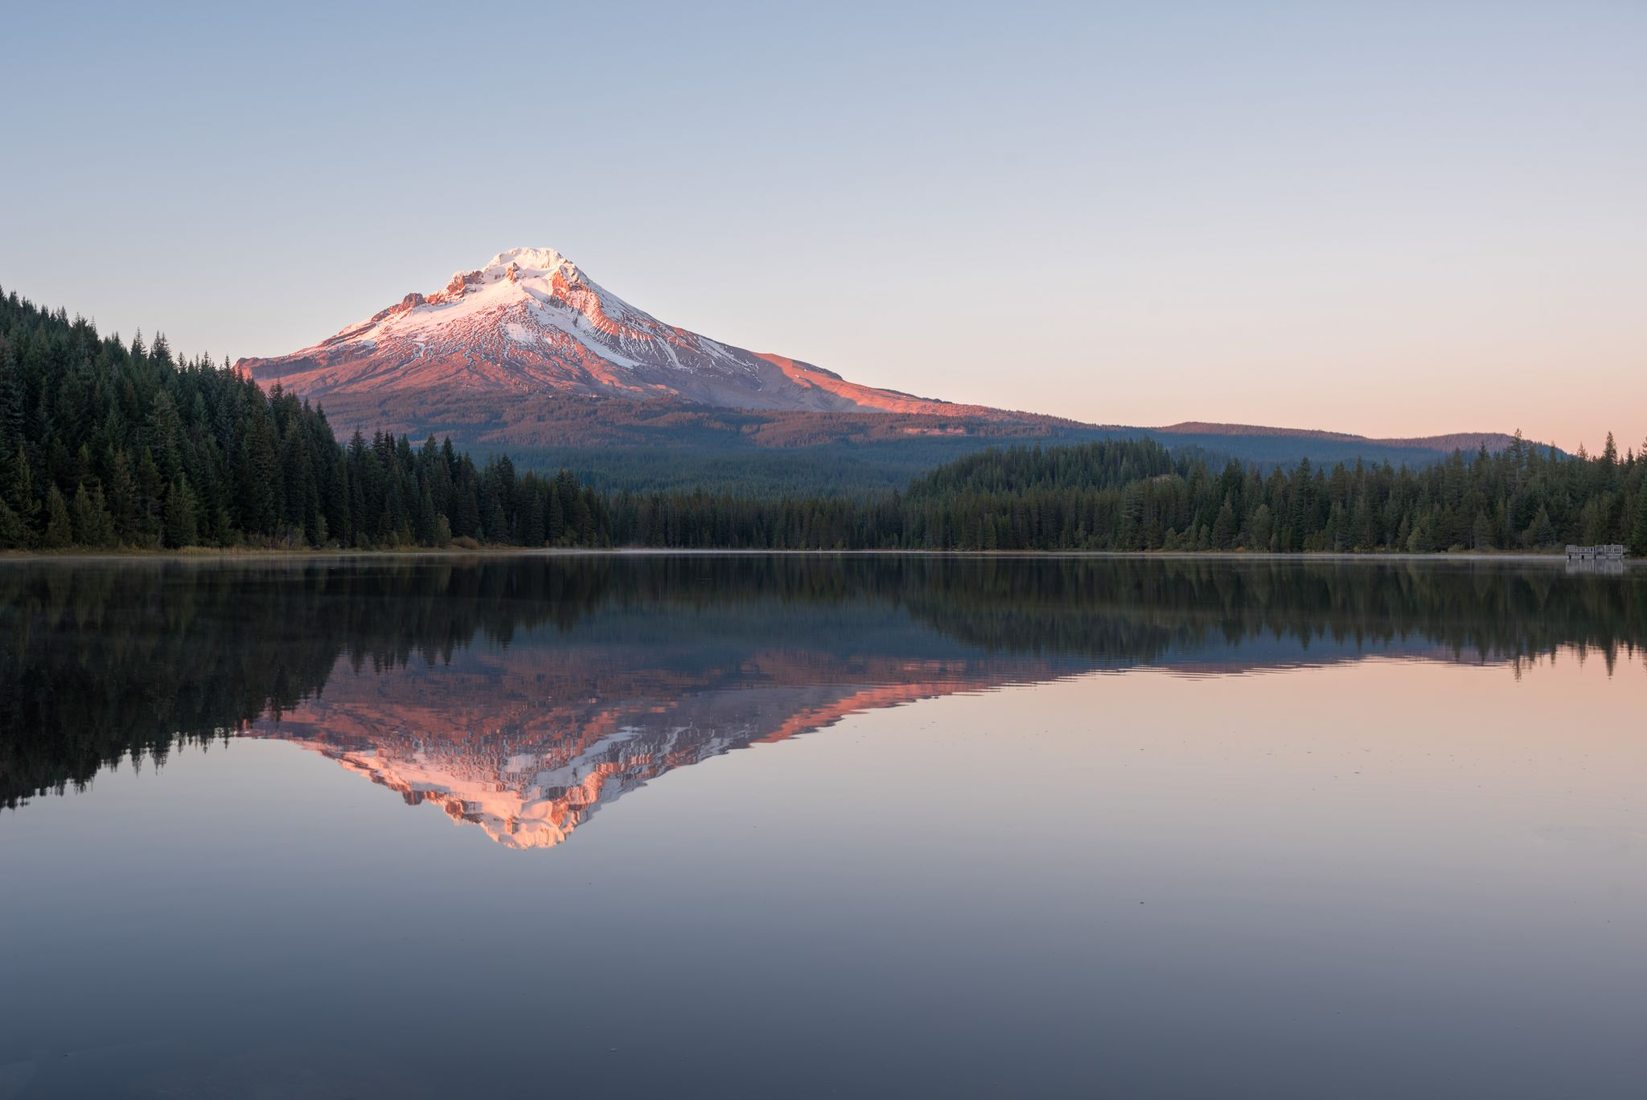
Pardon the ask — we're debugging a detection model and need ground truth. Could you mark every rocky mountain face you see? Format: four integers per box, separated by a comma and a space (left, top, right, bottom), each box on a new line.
237, 248, 1523, 472
238, 247, 1010, 421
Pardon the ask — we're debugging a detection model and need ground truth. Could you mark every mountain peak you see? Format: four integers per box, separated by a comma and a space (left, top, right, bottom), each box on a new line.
437, 247, 583, 298
481, 246, 576, 279
239, 248, 975, 419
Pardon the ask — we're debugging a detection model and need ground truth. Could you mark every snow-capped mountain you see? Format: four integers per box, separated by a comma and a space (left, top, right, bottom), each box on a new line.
236, 247, 1524, 471
239, 247, 979, 417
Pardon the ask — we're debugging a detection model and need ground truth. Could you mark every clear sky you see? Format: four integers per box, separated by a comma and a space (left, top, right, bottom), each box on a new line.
3, 1, 1643, 451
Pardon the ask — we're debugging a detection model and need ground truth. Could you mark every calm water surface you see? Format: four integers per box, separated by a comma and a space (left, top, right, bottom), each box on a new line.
2, 555, 1645, 1098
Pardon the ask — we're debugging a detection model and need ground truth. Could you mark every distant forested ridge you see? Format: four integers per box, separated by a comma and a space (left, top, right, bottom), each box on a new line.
2, 288, 1643, 554
0, 289, 606, 549
610, 437, 1647, 552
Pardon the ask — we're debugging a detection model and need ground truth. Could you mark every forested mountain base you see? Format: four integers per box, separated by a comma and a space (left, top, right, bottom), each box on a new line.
0, 290, 606, 550
3, 289, 1644, 554
607, 436, 1647, 553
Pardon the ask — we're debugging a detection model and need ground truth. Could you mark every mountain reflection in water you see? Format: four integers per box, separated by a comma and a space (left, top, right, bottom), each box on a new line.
4, 554, 1643, 847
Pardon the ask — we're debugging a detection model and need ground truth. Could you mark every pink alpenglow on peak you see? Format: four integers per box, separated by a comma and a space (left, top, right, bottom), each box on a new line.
237, 247, 974, 417
236, 247, 1526, 460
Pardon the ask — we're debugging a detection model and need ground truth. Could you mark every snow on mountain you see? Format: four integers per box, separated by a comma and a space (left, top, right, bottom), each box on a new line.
238, 247, 974, 416
236, 248, 1526, 465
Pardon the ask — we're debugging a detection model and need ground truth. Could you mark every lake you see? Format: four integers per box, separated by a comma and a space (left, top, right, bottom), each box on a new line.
2, 554, 1644, 1098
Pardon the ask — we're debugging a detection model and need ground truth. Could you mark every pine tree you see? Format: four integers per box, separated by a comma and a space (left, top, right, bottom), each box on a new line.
237, 411, 280, 537
1471, 510, 1495, 550
71, 483, 116, 547
547, 483, 566, 543
0, 496, 28, 548
1526, 505, 1556, 548
146, 390, 183, 482
1211, 497, 1237, 549
521, 489, 546, 546
0, 336, 23, 449
43, 484, 73, 548
163, 478, 199, 548
105, 449, 142, 545
1246, 503, 1273, 551
3, 443, 36, 530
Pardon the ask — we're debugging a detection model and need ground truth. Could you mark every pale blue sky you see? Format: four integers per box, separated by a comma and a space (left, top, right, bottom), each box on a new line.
4, 1, 1644, 449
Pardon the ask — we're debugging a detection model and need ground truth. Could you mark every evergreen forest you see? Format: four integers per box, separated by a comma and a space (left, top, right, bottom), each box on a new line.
4, 288, 1644, 555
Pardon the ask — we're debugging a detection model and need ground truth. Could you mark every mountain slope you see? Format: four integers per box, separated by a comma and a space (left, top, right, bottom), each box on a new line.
240, 247, 997, 418
237, 248, 1527, 487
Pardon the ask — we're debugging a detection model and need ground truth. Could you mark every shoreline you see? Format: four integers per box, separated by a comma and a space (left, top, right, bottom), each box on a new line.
0, 546, 1638, 567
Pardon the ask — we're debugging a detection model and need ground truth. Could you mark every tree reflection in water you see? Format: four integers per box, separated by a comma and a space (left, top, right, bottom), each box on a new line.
4, 554, 1643, 844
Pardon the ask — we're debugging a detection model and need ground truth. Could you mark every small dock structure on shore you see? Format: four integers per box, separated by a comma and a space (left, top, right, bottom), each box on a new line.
1565, 544, 1627, 562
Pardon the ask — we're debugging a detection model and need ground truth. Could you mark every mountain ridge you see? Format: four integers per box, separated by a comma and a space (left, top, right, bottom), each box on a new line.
1159, 422, 1524, 452
237, 248, 1526, 479
240, 246, 1013, 419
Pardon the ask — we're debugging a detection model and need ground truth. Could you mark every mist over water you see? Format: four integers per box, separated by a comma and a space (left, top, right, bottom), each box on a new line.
2, 555, 1644, 1097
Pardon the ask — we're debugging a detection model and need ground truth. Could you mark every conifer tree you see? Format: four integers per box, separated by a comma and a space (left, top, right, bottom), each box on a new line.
3, 444, 36, 530
163, 479, 199, 548
43, 485, 72, 548
70, 483, 116, 547
0, 496, 27, 548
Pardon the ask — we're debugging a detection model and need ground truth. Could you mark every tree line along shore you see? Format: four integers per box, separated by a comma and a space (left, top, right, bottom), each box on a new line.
4, 289, 1645, 556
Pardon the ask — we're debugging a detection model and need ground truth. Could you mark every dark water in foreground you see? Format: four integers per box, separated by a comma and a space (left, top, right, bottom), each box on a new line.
2, 554, 1644, 1098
